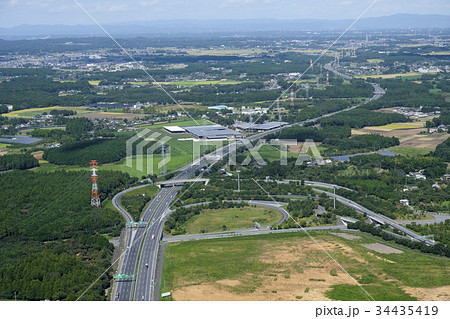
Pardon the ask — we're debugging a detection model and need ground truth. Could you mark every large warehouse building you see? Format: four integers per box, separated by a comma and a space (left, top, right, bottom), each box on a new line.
235, 121, 288, 132
183, 125, 242, 140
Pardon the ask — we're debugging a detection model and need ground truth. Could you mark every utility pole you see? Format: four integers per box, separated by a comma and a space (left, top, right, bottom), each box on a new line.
333, 186, 336, 209
236, 170, 241, 192
277, 99, 282, 122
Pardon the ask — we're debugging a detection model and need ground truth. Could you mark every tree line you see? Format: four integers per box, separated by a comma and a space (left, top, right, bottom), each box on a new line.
0, 153, 39, 171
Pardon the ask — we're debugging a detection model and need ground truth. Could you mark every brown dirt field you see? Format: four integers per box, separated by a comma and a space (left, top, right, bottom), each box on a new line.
33, 152, 43, 160
353, 126, 448, 150
402, 286, 450, 301
0, 151, 7, 156
172, 239, 361, 301
397, 132, 449, 149
288, 142, 322, 153
362, 243, 403, 254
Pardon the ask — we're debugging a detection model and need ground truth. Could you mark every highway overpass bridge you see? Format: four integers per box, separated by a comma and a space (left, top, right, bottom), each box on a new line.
156, 178, 209, 187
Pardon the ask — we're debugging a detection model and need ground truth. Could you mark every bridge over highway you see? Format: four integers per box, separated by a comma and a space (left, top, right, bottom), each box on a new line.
156, 178, 209, 187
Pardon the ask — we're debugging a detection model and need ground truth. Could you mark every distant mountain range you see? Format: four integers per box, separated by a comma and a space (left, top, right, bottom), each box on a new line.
0, 14, 449, 39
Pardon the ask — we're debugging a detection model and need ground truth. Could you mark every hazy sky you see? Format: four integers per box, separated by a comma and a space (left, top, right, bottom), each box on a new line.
0, 0, 449, 27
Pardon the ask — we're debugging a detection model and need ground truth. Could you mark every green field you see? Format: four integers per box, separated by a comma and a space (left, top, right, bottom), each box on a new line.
127, 81, 150, 86
122, 185, 159, 199
139, 119, 213, 130
242, 144, 298, 163
387, 146, 432, 156
2, 106, 93, 118
160, 232, 450, 301
183, 206, 282, 234
103, 132, 224, 177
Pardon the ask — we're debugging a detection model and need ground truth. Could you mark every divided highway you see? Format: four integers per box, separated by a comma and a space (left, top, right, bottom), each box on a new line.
112, 60, 391, 301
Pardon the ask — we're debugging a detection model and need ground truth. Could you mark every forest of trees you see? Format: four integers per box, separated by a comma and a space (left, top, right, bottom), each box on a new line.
0, 169, 134, 300
0, 153, 39, 171
364, 78, 449, 111
322, 134, 399, 153
119, 193, 151, 221
433, 137, 450, 162
43, 136, 129, 166
267, 126, 351, 142
320, 109, 408, 128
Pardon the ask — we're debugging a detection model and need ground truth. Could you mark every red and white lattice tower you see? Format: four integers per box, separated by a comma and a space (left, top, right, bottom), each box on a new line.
310, 59, 313, 71
90, 160, 101, 208
326, 71, 329, 85
290, 89, 294, 107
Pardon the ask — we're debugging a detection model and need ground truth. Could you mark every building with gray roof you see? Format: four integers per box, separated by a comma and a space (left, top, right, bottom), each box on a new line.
183, 125, 242, 140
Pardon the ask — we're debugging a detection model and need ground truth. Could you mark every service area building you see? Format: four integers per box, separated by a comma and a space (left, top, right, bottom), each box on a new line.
235, 121, 288, 132
163, 126, 186, 134
183, 125, 242, 140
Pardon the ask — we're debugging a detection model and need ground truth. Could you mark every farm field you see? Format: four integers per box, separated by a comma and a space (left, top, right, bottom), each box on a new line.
2, 106, 93, 118
352, 122, 425, 132
387, 146, 432, 156
352, 122, 449, 151
160, 232, 450, 301
78, 112, 145, 120
171, 80, 243, 86
185, 49, 266, 56
355, 72, 428, 79
182, 206, 282, 234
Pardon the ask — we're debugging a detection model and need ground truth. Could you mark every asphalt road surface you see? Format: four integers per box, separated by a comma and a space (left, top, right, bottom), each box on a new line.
112, 62, 390, 301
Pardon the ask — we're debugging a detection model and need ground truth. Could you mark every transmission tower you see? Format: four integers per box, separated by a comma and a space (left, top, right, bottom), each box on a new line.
90, 160, 101, 208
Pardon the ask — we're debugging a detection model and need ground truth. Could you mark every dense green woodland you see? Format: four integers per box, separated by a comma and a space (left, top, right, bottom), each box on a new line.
319, 109, 409, 128
0, 170, 135, 300
433, 137, 450, 162
119, 193, 151, 221
323, 134, 399, 154
43, 136, 129, 166
0, 153, 39, 171
364, 78, 449, 111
